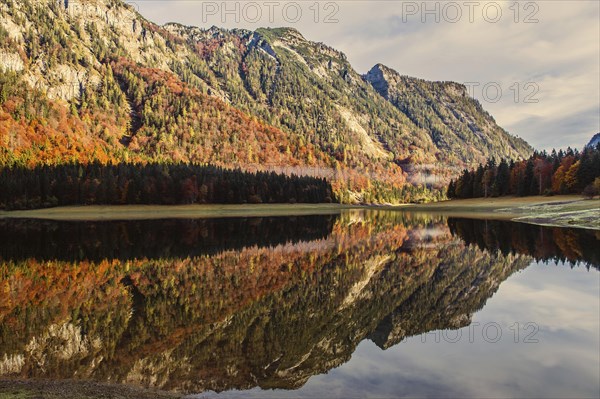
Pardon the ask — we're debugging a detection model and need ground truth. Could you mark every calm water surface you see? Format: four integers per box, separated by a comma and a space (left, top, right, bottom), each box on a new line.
0, 211, 598, 398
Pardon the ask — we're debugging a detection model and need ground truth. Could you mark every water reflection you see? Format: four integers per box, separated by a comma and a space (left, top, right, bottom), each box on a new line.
0, 216, 335, 261
0, 211, 598, 396
448, 217, 600, 268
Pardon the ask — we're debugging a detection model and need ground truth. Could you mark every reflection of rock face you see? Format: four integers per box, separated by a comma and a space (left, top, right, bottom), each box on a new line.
0, 212, 550, 393
368, 250, 526, 350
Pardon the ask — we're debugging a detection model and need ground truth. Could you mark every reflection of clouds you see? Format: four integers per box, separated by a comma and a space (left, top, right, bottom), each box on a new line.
198, 261, 600, 398
494, 269, 599, 332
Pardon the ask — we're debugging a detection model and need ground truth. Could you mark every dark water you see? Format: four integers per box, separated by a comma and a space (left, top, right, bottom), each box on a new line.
0, 211, 598, 398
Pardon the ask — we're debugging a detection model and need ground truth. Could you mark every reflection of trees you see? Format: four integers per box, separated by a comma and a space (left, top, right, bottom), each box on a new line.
448, 218, 600, 269
0, 216, 336, 261
0, 212, 571, 393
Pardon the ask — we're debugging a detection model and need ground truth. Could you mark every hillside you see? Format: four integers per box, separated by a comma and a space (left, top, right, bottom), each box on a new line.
0, 0, 533, 203
364, 64, 532, 179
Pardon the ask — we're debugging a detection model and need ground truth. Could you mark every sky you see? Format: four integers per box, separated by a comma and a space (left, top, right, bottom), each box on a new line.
130, 0, 600, 151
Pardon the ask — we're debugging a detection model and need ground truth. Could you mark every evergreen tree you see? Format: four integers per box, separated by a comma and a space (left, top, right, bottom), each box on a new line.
577, 148, 598, 190
518, 159, 534, 197
472, 165, 484, 198
493, 159, 510, 197
447, 179, 456, 198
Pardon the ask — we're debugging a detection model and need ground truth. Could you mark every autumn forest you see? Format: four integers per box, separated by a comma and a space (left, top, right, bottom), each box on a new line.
447, 144, 600, 199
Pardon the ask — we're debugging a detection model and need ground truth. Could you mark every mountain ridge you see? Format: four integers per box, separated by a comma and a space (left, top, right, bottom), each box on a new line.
363, 63, 531, 166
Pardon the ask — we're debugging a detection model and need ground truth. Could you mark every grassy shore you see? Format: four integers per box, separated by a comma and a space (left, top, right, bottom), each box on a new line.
0, 203, 351, 221
0, 196, 597, 229
395, 195, 600, 230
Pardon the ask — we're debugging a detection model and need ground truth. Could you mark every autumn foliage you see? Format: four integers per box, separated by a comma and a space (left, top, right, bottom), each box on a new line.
447, 146, 600, 198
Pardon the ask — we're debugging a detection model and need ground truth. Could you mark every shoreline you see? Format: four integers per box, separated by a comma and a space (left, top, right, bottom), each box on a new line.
0, 196, 598, 230
0, 203, 351, 221
390, 195, 600, 230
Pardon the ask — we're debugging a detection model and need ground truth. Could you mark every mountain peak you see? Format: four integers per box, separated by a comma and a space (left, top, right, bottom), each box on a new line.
364, 64, 392, 98
256, 27, 305, 41
587, 133, 600, 148
370, 63, 393, 73
364, 63, 531, 165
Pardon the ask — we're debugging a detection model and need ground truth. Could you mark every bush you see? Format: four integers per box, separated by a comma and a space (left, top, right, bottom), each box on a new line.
248, 194, 262, 204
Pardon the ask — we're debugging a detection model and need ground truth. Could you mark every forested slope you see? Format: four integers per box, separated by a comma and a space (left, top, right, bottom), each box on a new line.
0, 0, 532, 203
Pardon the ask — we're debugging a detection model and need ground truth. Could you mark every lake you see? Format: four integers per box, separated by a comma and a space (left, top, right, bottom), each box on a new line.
0, 211, 598, 398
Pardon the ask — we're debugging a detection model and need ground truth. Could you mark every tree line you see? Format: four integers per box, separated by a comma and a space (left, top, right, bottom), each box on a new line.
448, 217, 600, 269
0, 162, 335, 210
447, 144, 600, 199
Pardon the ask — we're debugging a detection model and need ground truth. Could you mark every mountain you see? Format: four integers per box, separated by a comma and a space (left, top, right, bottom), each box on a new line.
364, 64, 532, 172
587, 133, 600, 148
0, 0, 533, 202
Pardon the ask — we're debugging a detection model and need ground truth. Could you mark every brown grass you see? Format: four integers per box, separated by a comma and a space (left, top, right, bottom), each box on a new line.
0, 203, 349, 221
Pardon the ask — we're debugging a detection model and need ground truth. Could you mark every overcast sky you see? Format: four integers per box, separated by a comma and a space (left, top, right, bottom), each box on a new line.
131, 0, 599, 151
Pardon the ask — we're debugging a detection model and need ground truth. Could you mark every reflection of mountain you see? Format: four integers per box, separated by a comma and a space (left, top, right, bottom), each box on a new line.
1, 212, 594, 393
368, 248, 525, 350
